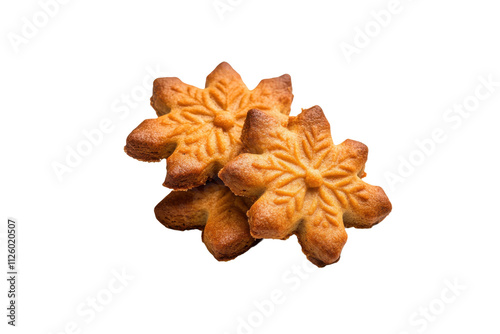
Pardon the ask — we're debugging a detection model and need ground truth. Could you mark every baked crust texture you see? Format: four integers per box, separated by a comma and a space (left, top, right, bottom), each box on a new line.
125, 62, 293, 190
154, 180, 260, 261
219, 106, 392, 267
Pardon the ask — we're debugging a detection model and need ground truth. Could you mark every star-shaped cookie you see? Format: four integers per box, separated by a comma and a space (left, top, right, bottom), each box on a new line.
125, 62, 293, 190
219, 106, 392, 267
154, 180, 260, 261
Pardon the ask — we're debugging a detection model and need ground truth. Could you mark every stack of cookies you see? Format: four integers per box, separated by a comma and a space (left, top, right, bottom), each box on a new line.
125, 62, 391, 267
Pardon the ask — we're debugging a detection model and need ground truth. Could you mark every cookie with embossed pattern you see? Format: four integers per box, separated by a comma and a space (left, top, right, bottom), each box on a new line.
155, 180, 260, 261
219, 106, 392, 267
125, 62, 293, 190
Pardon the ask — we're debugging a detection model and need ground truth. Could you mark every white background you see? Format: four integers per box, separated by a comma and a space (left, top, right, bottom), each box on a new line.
1, 0, 500, 333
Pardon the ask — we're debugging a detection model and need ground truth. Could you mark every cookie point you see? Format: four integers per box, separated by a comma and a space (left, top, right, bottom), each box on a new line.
305, 170, 323, 188
213, 112, 236, 130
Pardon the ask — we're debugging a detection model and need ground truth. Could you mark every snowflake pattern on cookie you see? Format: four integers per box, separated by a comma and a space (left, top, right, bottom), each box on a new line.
125, 62, 292, 190
219, 106, 392, 267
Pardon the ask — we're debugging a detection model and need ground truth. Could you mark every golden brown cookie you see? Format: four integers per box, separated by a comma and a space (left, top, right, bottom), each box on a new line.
125, 62, 293, 190
154, 180, 260, 261
219, 106, 392, 267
